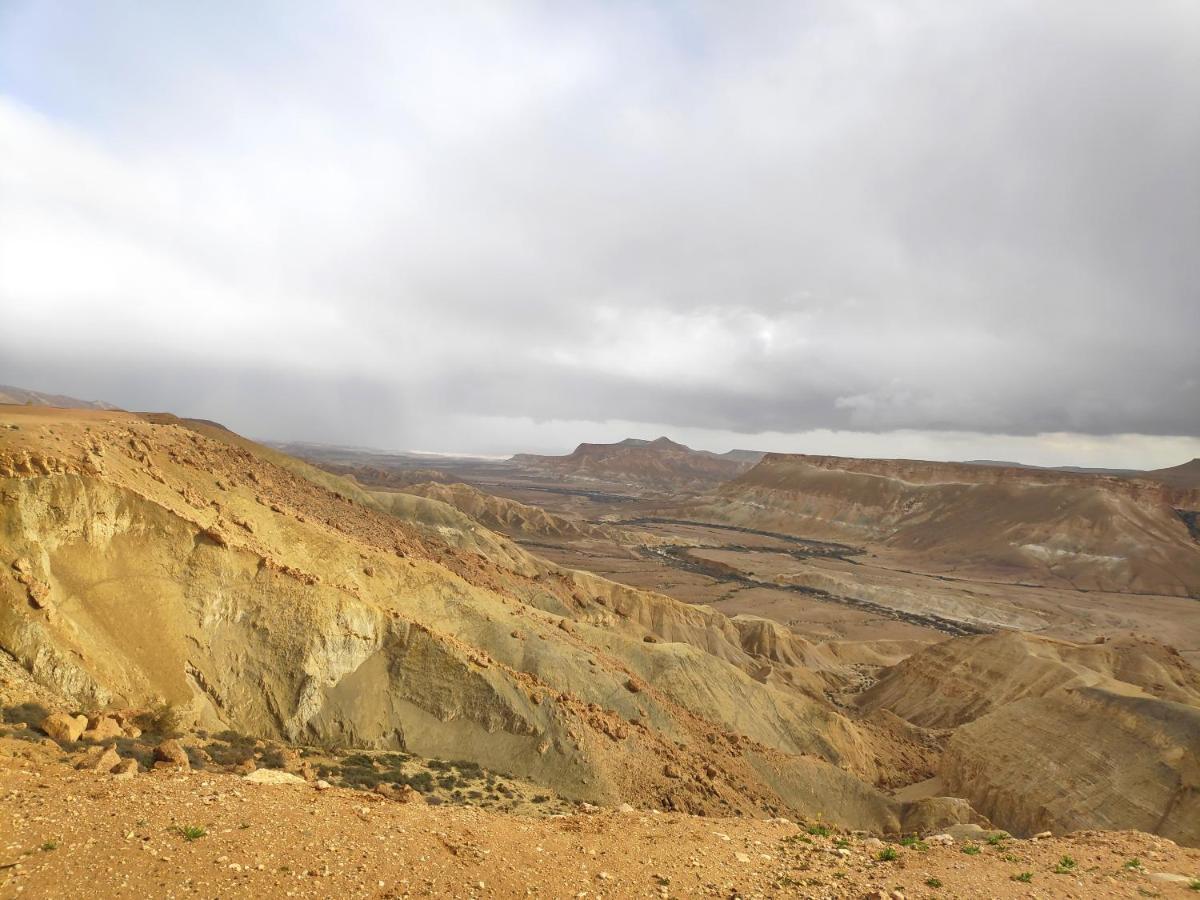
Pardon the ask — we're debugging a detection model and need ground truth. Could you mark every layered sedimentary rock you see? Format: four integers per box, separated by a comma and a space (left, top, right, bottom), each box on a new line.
700, 453, 1200, 595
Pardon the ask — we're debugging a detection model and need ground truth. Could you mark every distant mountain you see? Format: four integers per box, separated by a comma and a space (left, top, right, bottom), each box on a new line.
1144, 458, 1200, 491
512, 436, 762, 491
0, 384, 118, 411
698, 452, 1200, 597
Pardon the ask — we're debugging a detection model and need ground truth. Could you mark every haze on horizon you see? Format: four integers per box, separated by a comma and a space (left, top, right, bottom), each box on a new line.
1, 2, 1197, 468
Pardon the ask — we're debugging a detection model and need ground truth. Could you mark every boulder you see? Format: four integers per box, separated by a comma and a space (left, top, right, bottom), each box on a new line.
76, 746, 121, 773
152, 739, 190, 770
82, 716, 124, 742
41, 712, 88, 744
242, 769, 307, 785
111, 759, 139, 780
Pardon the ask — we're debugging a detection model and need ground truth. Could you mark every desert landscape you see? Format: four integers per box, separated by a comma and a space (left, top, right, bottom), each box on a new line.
3, 2, 1198, 896
1, 400, 1198, 897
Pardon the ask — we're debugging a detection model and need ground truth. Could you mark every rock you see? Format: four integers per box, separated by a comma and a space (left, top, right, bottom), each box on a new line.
863, 837, 884, 849
77, 745, 121, 773
25, 580, 52, 609
112, 759, 139, 780
925, 833, 954, 845
663, 764, 682, 779
1032, 830, 1053, 841
943, 823, 991, 841
152, 739, 190, 770
734, 852, 751, 863
1148, 873, 1193, 885
41, 712, 88, 744
624, 678, 642, 693
242, 769, 307, 785
557, 618, 574, 634
617, 803, 636, 814
315, 779, 332, 791
277, 747, 302, 771
234, 759, 257, 775
643, 635, 658, 643
82, 715, 124, 742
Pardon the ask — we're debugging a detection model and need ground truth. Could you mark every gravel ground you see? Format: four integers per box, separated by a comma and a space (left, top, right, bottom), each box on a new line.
2, 750, 1198, 899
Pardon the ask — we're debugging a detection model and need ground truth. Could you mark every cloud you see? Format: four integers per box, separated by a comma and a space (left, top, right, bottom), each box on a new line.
0, 0, 1197, 458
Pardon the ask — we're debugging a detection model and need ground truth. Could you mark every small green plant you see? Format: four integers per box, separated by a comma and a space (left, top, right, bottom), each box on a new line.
1001, 852, 1020, 862
833, 837, 851, 849
175, 825, 206, 842
961, 843, 981, 855
1054, 855, 1077, 874
1125, 858, 1144, 870
877, 847, 899, 862
1012, 872, 1034, 883
987, 832, 1007, 846
40, 841, 58, 851
1187, 879, 1200, 892
806, 824, 831, 837
925, 877, 942, 888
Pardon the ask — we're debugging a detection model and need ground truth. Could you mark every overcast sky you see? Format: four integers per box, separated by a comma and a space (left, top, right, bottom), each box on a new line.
1, 2, 1197, 466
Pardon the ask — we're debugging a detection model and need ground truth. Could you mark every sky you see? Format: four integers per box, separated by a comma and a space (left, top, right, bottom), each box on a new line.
1, 1, 1197, 467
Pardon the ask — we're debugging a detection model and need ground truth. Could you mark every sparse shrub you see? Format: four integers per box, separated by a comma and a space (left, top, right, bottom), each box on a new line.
925, 877, 942, 888
1054, 855, 1076, 874
1188, 878, 1200, 891
1012, 872, 1033, 883
987, 832, 1007, 846
1125, 858, 1143, 870
135, 703, 182, 739
961, 843, 981, 855
833, 837, 850, 849
40, 841, 58, 851
806, 824, 831, 837
175, 825, 206, 842
2, 702, 49, 729
341, 753, 375, 769
877, 847, 898, 862
203, 741, 255, 767
531, 794, 549, 804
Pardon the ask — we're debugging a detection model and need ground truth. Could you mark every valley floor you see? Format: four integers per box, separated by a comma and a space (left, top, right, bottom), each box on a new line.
1, 746, 1198, 899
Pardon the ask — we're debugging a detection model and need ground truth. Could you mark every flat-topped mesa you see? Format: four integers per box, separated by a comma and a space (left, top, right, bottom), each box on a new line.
511, 437, 762, 491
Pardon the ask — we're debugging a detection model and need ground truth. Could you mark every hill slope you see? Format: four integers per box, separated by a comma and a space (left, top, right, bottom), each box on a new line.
698, 453, 1200, 596
0, 405, 932, 830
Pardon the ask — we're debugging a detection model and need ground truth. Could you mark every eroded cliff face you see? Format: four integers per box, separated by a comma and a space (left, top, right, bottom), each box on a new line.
700, 454, 1200, 596
0, 406, 921, 830
940, 687, 1200, 845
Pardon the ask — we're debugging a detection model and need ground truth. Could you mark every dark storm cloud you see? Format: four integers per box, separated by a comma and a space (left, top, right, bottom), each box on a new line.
0, 1, 1197, 453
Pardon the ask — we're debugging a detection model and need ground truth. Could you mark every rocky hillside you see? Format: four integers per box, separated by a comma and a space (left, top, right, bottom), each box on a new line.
0, 405, 956, 831
512, 437, 761, 491
859, 632, 1200, 846
698, 453, 1200, 596
0, 384, 118, 411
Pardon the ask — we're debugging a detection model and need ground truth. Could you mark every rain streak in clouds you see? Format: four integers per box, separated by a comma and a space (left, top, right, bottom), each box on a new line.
0, 1, 1197, 465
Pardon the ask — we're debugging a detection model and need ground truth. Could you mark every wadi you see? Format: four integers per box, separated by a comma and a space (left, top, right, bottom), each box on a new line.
1, 399, 1198, 897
